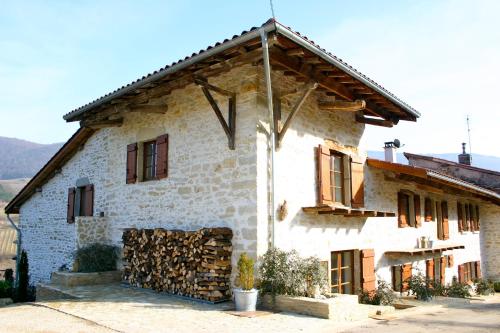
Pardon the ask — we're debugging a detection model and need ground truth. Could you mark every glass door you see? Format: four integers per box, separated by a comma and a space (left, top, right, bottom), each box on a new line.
331, 250, 354, 294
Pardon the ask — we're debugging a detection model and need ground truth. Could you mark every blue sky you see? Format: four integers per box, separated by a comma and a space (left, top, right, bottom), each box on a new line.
1, 0, 499, 156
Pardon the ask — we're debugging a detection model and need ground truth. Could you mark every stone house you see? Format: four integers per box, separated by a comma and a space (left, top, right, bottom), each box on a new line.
5, 19, 500, 295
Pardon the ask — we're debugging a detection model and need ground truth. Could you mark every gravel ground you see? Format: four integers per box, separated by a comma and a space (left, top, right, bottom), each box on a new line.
0, 285, 498, 333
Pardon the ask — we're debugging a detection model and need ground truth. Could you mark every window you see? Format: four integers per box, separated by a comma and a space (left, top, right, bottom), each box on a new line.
67, 184, 94, 223
331, 250, 354, 294
457, 202, 480, 232
317, 144, 364, 208
143, 140, 157, 181
330, 153, 344, 204
126, 134, 168, 183
459, 261, 481, 283
392, 263, 412, 292
397, 191, 421, 228
424, 197, 435, 222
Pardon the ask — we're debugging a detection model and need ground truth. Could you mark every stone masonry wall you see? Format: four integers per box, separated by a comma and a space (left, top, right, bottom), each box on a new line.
75, 216, 110, 249
20, 64, 261, 284
481, 203, 500, 281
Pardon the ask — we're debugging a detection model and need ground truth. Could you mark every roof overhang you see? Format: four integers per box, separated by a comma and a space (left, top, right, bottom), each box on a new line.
63, 19, 419, 126
367, 158, 500, 205
4, 128, 95, 214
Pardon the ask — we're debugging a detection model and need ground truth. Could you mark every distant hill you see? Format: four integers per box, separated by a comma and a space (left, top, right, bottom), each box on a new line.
368, 151, 500, 172
0, 137, 63, 179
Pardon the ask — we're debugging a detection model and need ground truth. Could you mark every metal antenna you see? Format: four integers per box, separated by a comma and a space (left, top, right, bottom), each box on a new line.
270, 0, 276, 19
467, 115, 472, 161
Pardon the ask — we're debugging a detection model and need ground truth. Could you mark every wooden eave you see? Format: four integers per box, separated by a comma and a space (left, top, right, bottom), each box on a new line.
302, 205, 396, 217
4, 127, 95, 214
385, 244, 465, 257
64, 20, 419, 128
367, 158, 500, 205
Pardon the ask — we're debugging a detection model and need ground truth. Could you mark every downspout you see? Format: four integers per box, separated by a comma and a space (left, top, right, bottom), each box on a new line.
260, 28, 276, 248
6, 214, 21, 287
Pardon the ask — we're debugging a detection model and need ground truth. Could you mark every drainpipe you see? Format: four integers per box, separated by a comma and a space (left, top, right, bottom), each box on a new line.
6, 214, 21, 287
260, 28, 276, 248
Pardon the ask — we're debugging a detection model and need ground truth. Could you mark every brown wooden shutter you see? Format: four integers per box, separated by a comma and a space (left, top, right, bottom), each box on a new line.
126, 143, 138, 184
458, 264, 465, 283
447, 254, 454, 268
350, 155, 364, 208
155, 134, 169, 179
424, 198, 432, 222
317, 145, 332, 205
398, 192, 408, 228
470, 205, 477, 231
475, 261, 481, 279
360, 249, 375, 292
441, 201, 449, 240
402, 264, 412, 291
67, 187, 76, 224
426, 259, 434, 281
465, 203, 470, 231
476, 205, 480, 230
83, 184, 94, 217
457, 202, 463, 232
414, 195, 422, 227
440, 257, 446, 285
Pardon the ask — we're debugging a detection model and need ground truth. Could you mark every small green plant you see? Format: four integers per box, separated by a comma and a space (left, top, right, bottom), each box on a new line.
474, 279, 495, 296
0, 280, 12, 298
407, 270, 433, 301
359, 279, 395, 305
237, 253, 255, 290
4, 269, 14, 284
494, 281, 500, 293
74, 243, 119, 273
446, 278, 471, 298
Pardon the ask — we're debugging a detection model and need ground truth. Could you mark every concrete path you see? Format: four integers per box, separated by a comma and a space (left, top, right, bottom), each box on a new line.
0, 285, 498, 333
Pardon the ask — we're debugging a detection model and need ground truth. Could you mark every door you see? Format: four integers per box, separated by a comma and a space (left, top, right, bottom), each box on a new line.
330, 250, 354, 294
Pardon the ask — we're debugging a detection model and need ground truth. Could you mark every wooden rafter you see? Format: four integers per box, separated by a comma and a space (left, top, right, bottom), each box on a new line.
318, 99, 366, 112
274, 81, 318, 148
195, 77, 236, 150
81, 118, 123, 129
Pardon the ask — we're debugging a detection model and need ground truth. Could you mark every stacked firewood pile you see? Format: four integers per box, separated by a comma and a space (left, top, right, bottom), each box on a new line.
122, 227, 232, 302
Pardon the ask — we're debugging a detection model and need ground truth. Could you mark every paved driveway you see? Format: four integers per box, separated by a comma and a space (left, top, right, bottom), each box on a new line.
0, 285, 498, 333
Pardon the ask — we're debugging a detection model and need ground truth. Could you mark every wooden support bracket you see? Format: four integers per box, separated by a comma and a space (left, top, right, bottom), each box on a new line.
274, 82, 318, 148
195, 77, 236, 150
80, 118, 123, 129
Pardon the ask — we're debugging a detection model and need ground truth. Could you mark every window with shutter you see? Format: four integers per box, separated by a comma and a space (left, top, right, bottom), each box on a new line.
424, 197, 433, 222
398, 192, 409, 228
458, 264, 465, 283
470, 205, 477, 231
475, 261, 481, 279
360, 249, 375, 293
438, 201, 449, 240
447, 254, 454, 268
465, 203, 470, 231
330, 250, 354, 294
476, 205, 480, 230
126, 143, 138, 184
414, 195, 422, 227
67, 187, 76, 224
155, 134, 168, 179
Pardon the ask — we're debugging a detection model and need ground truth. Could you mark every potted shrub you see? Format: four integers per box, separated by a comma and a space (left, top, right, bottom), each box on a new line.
233, 253, 258, 311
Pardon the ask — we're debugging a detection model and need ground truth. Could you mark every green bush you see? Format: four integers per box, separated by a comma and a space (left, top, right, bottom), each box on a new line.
259, 248, 327, 297
474, 279, 495, 296
237, 253, 254, 290
359, 279, 395, 305
0, 280, 12, 298
74, 243, 119, 273
494, 281, 500, 293
407, 270, 433, 301
446, 280, 471, 298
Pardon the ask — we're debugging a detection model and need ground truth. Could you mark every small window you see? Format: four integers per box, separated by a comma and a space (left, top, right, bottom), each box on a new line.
392, 263, 412, 292
397, 191, 421, 228
331, 250, 354, 294
143, 140, 157, 181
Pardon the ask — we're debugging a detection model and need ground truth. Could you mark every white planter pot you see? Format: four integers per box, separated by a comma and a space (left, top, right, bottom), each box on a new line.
233, 288, 258, 311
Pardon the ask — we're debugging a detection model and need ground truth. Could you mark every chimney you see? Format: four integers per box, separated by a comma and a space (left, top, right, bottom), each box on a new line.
458, 142, 471, 165
384, 141, 398, 163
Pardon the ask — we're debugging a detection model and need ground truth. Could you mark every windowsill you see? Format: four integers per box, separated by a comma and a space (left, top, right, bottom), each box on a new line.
302, 205, 396, 217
